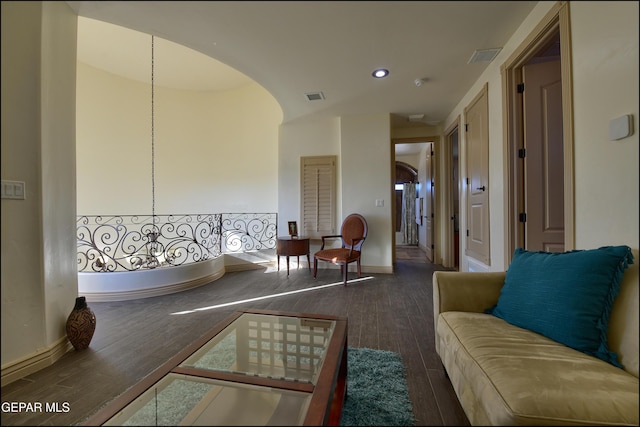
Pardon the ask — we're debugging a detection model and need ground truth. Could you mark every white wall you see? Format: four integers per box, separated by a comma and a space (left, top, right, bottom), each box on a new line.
278, 114, 393, 272
570, 1, 638, 250
1, 1, 78, 367
76, 64, 282, 215
396, 153, 420, 169
340, 114, 393, 272
278, 116, 341, 235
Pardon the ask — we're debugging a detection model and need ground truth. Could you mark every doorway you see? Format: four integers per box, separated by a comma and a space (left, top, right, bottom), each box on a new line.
445, 121, 460, 270
392, 138, 436, 264
504, 2, 574, 262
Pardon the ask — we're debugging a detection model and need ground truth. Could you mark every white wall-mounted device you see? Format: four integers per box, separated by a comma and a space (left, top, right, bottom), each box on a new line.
609, 114, 634, 141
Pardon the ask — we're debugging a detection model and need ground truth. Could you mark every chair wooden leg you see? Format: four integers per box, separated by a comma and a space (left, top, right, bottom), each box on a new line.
313, 258, 318, 278
343, 263, 348, 286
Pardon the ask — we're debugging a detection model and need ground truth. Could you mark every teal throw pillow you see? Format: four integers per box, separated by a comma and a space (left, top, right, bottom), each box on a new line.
487, 245, 633, 367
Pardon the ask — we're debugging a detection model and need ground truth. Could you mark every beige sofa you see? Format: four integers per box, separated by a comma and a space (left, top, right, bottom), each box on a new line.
433, 263, 639, 426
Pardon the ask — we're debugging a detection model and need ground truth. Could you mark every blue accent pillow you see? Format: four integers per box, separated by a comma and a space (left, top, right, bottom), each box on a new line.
486, 245, 634, 367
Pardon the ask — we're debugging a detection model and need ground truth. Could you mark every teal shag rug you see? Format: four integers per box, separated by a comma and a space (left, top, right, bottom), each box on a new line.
340, 347, 415, 426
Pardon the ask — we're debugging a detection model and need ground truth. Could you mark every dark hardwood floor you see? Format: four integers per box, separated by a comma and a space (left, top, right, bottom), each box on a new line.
1, 246, 470, 426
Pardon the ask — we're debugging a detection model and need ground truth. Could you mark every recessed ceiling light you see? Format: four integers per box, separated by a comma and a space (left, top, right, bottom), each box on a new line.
372, 68, 389, 78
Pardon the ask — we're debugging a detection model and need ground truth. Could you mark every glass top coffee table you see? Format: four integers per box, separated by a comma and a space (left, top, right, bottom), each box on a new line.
84, 309, 348, 426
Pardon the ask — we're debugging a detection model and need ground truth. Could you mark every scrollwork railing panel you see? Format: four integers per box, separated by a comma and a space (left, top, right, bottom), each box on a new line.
221, 213, 277, 253
77, 213, 277, 272
77, 214, 223, 272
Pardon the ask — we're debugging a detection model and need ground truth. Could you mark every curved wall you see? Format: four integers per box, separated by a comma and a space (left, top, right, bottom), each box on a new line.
76, 62, 282, 216
78, 257, 225, 302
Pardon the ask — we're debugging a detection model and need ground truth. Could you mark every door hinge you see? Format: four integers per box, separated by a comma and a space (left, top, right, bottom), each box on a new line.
466, 177, 470, 185
519, 213, 527, 223
466, 229, 469, 237
517, 83, 525, 93
465, 124, 468, 132
431, 244, 434, 249
518, 148, 526, 158
430, 150, 434, 156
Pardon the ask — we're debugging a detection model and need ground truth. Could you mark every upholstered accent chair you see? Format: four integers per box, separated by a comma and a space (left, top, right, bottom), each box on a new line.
313, 213, 368, 285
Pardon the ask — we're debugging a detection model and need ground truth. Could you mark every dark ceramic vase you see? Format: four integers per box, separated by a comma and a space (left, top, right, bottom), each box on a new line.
66, 296, 96, 350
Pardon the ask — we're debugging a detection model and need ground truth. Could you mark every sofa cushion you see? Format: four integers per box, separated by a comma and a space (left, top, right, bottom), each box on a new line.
437, 311, 639, 425
487, 246, 634, 366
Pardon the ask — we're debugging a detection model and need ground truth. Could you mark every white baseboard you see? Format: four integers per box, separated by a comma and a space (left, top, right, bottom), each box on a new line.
1, 337, 72, 387
466, 256, 490, 272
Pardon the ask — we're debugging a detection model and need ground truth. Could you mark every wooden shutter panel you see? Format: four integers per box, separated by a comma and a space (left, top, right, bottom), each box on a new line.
301, 156, 336, 238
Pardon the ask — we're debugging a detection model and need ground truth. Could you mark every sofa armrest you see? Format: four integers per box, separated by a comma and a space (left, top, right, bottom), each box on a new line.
433, 271, 506, 323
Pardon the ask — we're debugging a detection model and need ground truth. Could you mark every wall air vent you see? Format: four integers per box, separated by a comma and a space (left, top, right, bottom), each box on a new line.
304, 92, 325, 101
468, 48, 502, 64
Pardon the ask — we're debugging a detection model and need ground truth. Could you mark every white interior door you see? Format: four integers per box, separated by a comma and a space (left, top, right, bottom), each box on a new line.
465, 85, 490, 264
522, 59, 564, 252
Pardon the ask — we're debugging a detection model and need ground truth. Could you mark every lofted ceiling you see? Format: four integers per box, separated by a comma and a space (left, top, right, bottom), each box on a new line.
67, 1, 537, 127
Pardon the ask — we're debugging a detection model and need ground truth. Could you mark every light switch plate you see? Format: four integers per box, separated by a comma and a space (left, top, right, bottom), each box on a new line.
1, 180, 26, 200
609, 114, 633, 141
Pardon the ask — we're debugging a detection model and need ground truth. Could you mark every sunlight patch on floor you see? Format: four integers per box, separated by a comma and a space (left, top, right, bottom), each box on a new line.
170, 276, 374, 315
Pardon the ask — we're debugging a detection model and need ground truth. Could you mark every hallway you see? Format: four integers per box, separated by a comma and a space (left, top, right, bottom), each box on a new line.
396, 244, 428, 264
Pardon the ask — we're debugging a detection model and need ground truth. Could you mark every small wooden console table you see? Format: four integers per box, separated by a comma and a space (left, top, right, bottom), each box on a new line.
277, 236, 311, 275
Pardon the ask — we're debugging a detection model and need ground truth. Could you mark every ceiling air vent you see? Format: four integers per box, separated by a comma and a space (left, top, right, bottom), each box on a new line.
304, 92, 325, 101
468, 48, 502, 64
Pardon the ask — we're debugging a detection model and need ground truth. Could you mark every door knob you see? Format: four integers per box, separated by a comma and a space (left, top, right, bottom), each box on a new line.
476, 186, 486, 191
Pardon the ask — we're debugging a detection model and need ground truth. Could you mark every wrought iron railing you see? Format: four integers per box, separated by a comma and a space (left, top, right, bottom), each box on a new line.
77, 213, 277, 272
